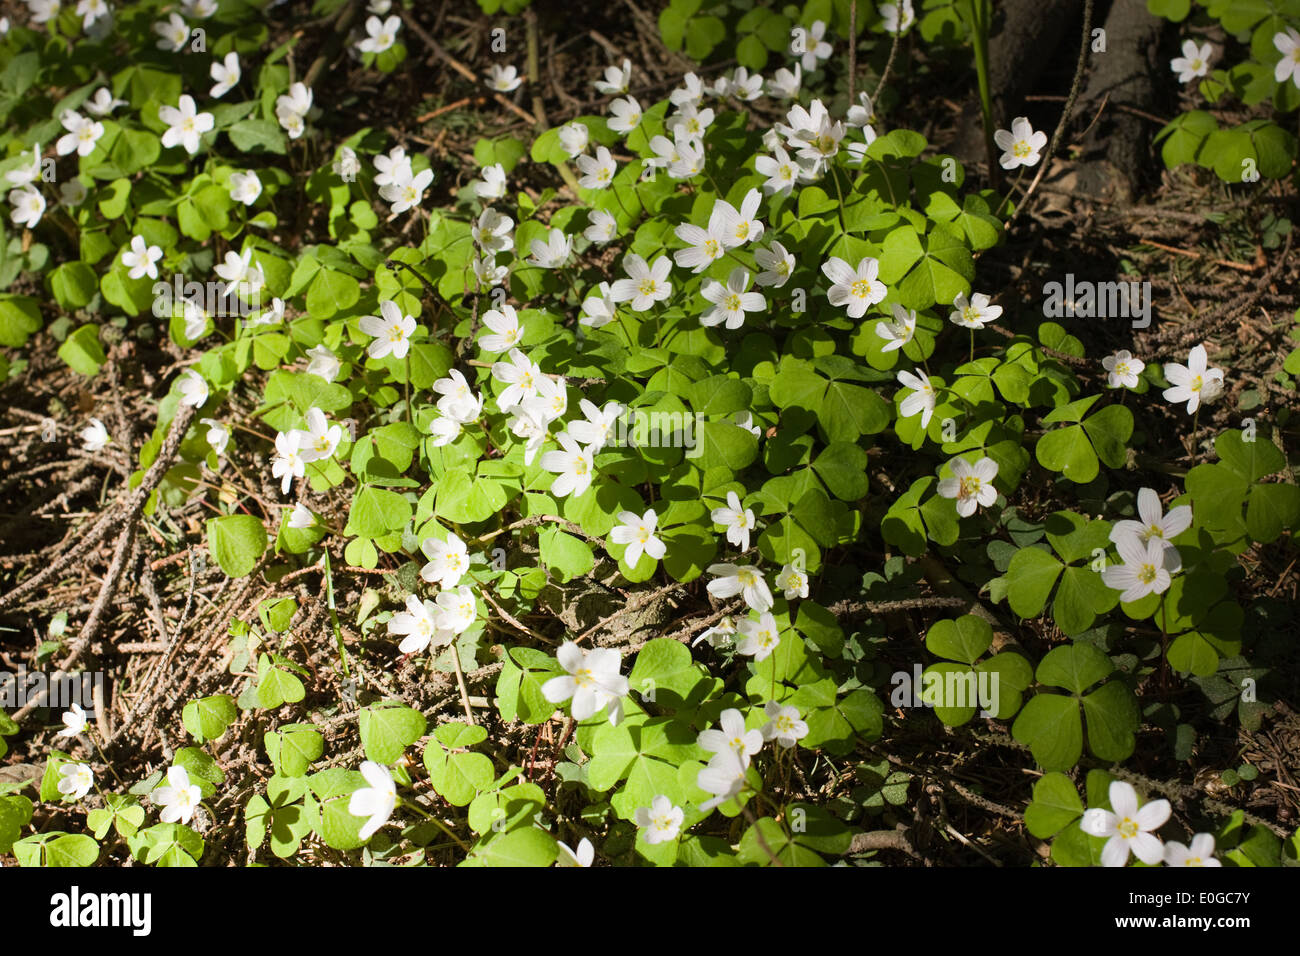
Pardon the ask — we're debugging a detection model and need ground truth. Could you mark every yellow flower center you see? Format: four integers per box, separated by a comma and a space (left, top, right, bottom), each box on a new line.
1137, 563, 1158, 584
959, 476, 981, 498
1117, 817, 1139, 839
1012, 140, 1030, 158
851, 279, 872, 299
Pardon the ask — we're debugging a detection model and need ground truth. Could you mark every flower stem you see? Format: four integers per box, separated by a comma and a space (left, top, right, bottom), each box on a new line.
398, 797, 470, 852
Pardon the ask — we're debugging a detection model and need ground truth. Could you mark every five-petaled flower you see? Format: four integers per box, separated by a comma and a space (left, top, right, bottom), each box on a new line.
937, 456, 999, 517
634, 795, 683, 844
359, 300, 417, 360
349, 760, 397, 840
1162, 343, 1224, 414
152, 765, 202, 825
611, 508, 666, 568
541, 641, 629, 725
994, 116, 1047, 169
1080, 780, 1171, 868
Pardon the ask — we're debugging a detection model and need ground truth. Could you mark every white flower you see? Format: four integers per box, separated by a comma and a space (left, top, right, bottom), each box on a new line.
707, 563, 773, 614
880, 0, 914, 35
359, 300, 417, 360
755, 144, 803, 198
876, 303, 916, 353
182, 0, 217, 17
276, 82, 313, 130
60, 180, 88, 207
557, 837, 595, 867
937, 456, 999, 518
9, 186, 45, 229
541, 432, 596, 499
576, 146, 617, 190
27, 0, 61, 25
287, 502, 316, 529
712, 188, 764, 248
635, 795, 683, 845
472, 207, 514, 253
334, 146, 361, 180
606, 96, 642, 135
6, 143, 41, 187
724, 66, 763, 101
478, 304, 522, 353
58, 702, 88, 738
541, 640, 629, 724
845, 126, 881, 166
527, 228, 573, 269
754, 241, 795, 288
55, 110, 104, 158
567, 398, 623, 452
366, 0, 391, 12
762, 701, 809, 748
210, 52, 241, 98
58, 763, 94, 801
389, 594, 451, 655
1080, 781, 1171, 868
1170, 39, 1212, 84
580, 281, 617, 328
373, 146, 413, 187
1101, 533, 1178, 603
799, 20, 833, 72
735, 611, 781, 659
305, 344, 341, 382
492, 347, 542, 409
214, 248, 264, 298
558, 121, 589, 158
159, 95, 215, 155
380, 168, 434, 215
994, 116, 1047, 170
421, 532, 470, 589
1102, 349, 1145, 389
473, 255, 509, 289
1276, 28, 1300, 89
434, 584, 478, 635
154, 12, 190, 52
698, 708, 763, 764
118, 235, 162, 281
228, 170, 262, 206
691, 615, 737, 649
357, 14, 401, 54
673, 215, 727, 274
594, 58, 632, 96
666, 137, 705, 179
249, 296, 285, 328
609, 254, 672, 311
822, 256, 886, 318
949, 291, 1002, 330
80, 418, 110, 452
669, 73, 706, 109
700, 267, 765, 330
611, 508, 665, 568
697, 749, 748, 811
177, 369, 208, 408
666, 103, 715, 143
200, 418, 230, 456
271, 429, 306, 494
486, 64, 523, 92
1110, 487, 1192, 554
1164, 833, 1221, 867
846, 91, 877, 130
178, 296, 209, 342
766, 64, 802, 99
84, 88, 126, 117
584, 208, 618, 245
711, 491, 756, 551
432, 368, 482, 421
775, 562, 809, 600
1162, 344, 1224, 414
349, 761, 397, 840
523, 373, 568, 425
504, 403, 549, 463
296, 407, 343, 462
897, 368, 937, 429
472, 162, 507, 200
152, 766, 202, 825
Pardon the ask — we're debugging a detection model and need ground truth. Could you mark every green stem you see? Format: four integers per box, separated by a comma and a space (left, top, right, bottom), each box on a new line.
398, 797, 470, 852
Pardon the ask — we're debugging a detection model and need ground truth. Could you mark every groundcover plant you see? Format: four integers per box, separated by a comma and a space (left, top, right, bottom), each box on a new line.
0, 0, 1297, 871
